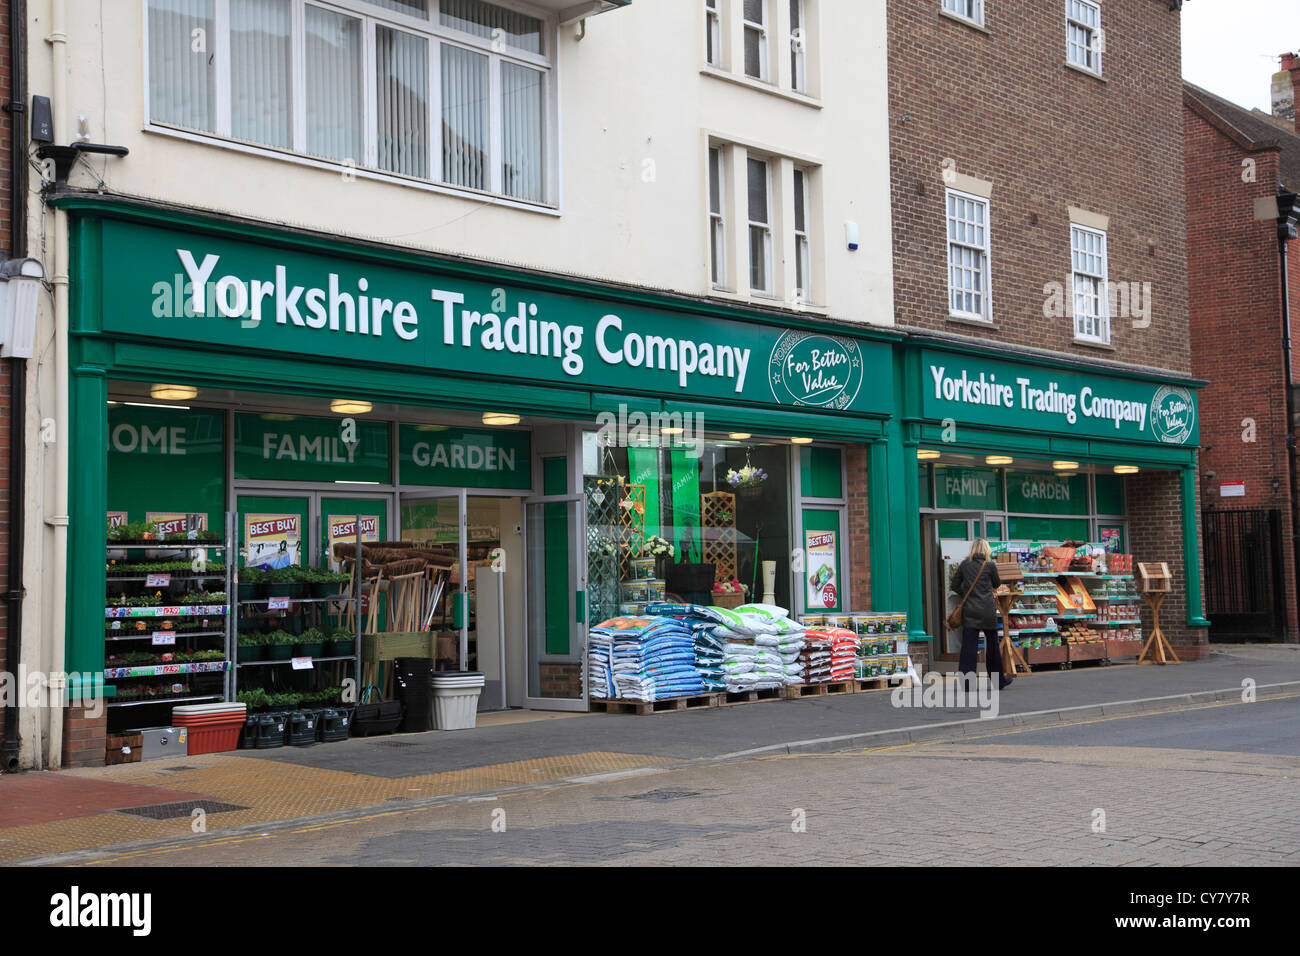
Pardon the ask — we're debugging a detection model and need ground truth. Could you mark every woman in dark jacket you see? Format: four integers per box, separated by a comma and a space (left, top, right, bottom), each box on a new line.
949, 539, 1012, 690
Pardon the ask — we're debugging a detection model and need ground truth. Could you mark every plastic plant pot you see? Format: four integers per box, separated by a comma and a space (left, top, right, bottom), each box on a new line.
325, 638, 356, 658
267, 582, 296, 598
237, 643, 266, 663
267, 642, 294, 661
296, 642, 325, 659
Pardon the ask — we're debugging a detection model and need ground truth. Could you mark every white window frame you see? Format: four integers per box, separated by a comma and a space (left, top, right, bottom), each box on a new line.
945, 189, 991, 323
941, 0, 984, 28
747, 155, 774, 295
793, 165, 811, 303
1071, 223, 1110, 344
705, 0, 722, 67
789, 0, 806, 92
1066, 0, 1102, 75
708, 145, 727, 289
742, 0, 770, 82
142, 0, 559, 208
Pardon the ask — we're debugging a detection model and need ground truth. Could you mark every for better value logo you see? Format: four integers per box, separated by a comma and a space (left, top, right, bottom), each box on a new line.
1149, 386, 1195, 445
768, 330, 864, 410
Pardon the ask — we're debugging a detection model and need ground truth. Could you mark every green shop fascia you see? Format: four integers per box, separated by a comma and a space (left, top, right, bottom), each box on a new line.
60, 197, 1206, 683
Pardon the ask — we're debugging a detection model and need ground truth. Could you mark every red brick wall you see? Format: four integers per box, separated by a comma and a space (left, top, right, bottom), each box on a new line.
887, 0, 1189, 371
1184, 103, 1298, 642
1127, 469, 1208, 658
847, 444, 870, 612
62, 704, 108, 769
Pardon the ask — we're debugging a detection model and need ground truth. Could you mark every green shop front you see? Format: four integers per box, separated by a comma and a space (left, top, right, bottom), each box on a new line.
901, 341, 1208, 660
65, 198, 917, 737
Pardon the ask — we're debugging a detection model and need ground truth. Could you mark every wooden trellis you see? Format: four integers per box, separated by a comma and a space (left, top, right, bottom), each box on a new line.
700, 491, 738, 583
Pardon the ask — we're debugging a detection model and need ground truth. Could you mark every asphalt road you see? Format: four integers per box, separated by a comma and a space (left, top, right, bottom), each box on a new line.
46, 692, 1300, 867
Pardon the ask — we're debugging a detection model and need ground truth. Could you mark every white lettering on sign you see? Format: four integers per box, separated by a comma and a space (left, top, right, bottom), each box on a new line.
248, 517, 297, 537
410, 441, 517, 474
1020, 478, 1071, 501
929, 364, 1152, 433
261, 432, 357, 464
108, 424, 187, 455
944, 475, 991, 499
594, 314, 751, 393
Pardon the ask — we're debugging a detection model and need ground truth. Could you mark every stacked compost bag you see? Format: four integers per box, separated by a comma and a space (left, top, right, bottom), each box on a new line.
586, 615, 705, 702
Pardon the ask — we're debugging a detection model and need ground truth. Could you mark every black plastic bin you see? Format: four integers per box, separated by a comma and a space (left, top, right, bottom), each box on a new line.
393, 657, 434, 733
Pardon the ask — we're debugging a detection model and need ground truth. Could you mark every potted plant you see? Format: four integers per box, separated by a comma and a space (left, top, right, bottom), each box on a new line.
711, 578, 749, 610
238, 566, 265, 602
265, 630, 296, 661
325, 626, 356, 659
726, 464, 768, 501
237, 632, 267, 663
265, 567, 300, 599
296, 627, 326, 659
642, 536, 675, 578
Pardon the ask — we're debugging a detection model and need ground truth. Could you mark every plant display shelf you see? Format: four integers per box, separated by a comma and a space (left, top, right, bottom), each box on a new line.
105, 662, 231, 678
1100, 619, 1142, 626
1008, 627, 1059, 634
105, 631, 224, 642
106, 572, 227, 582
236, 656, 357, 667
108, 694, 223, 709
1056, 613, 1096, 620
1009, 607, 1055, 614
106, 541, 225, 548
237, 596, 356, 605
104, 605, 229, 617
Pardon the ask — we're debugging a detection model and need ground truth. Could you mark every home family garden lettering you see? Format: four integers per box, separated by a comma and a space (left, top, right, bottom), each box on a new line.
170, 250, 752, 393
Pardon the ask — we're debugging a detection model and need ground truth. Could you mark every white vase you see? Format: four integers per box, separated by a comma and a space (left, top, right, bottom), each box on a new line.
762, 561, 777, 606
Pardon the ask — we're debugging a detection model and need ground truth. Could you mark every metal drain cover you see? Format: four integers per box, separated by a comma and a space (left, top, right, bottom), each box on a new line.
625, 789, 701, 802
115, 799, 249, 819
375, 740, 420, 748
152, 765, 201, 773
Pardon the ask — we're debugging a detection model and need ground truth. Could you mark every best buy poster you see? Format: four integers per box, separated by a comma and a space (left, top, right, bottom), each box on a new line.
805, 530, 838, 610
243, 514, 301, 568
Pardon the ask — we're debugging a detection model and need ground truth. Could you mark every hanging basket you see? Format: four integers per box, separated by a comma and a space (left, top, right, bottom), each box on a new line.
734, 483, 764, 502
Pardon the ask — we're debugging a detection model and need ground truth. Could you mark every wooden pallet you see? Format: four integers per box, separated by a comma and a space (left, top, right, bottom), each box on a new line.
719, 686, 786, 706
785, 681, 829, 698
851, 675, 911, 693
588, 693, 721, 715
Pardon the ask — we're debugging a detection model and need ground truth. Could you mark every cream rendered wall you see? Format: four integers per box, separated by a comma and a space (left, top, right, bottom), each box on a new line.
26, 0, 893, 323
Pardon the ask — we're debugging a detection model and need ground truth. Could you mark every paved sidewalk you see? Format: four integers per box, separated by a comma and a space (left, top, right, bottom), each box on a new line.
1, 645, 1297, 864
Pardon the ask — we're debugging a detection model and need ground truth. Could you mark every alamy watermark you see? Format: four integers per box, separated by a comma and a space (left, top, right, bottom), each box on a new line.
891, 671, 1001, 719
595, 404, 705, 459
1, 668, 105, 719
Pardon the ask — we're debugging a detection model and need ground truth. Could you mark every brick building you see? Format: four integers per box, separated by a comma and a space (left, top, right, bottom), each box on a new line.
1184, 58, 1300, 643
886, 0, 1209, 660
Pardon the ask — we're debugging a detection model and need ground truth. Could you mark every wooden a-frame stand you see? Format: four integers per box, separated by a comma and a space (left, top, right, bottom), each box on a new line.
996, 591, 1033, 677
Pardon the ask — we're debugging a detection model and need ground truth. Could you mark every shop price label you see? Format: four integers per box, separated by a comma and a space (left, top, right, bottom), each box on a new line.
151, 631, 176, 646
821, 583, 837, 607
268, 596, 290, 610
291, 657, 314, 670
146, 573, 171, 587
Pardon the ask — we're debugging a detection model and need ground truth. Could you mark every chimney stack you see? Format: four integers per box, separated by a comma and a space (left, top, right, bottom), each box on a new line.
1275, 52, 1300, 133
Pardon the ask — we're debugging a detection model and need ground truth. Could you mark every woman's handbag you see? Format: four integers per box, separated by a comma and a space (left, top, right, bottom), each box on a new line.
947, 556, 989, 629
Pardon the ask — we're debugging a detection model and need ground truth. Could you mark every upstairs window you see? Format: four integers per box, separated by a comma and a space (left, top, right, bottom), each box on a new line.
743, 0, 769, 81
1071, 224, 1110, 344
789, 0, 806, 92
709, 146, 727, 288
793, 166, 811, 302
1066, 0, 1102, 74
942, 0, 984, 27
946, 190, 990, 321
747, 156, 773, 294
705, 0, 722, 67
147, 0, 554, 204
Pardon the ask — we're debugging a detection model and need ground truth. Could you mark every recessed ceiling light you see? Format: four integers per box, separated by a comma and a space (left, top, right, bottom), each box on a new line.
985, 455, 1013, 466
661, 426, 684, 435
415, 423, 448, 432
1114, 465, 1139, 475
150, 384, 197, 401
917, 449, 941, 460
482, 412, 521, 426
1052, 460, 1079, 470
791, 437, 813, 444
729, 432, 752, 440
330, 399, 372, 415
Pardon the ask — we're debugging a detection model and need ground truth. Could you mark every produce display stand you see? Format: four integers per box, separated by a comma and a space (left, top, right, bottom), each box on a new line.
994, 555, 1033, 677
1136, 561, 1179, 665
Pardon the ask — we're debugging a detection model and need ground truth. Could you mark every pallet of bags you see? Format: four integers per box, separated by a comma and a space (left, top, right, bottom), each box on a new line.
589, 615, 705, 702
692, 622, 728, 692
826, 627, 859, 682
799, 630, 834, 683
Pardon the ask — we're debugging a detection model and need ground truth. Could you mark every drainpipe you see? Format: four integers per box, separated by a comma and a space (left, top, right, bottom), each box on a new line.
1, 0, 29, 773
45, 0, 70, 769
1279, 187, 1300, 643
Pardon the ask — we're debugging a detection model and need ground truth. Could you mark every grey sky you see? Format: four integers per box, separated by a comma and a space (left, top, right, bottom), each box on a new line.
1182, 1, 1300, 112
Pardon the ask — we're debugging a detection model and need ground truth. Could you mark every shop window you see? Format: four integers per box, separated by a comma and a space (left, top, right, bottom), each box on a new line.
933, 464, 1002, 511
799, 444, 843, 499
108, 404, 227, 534
1006, 470, 1089, 516
709, 146, 727, 289
793, 166, 812, 302
918, 464, 933, 508
146, 0, 555, 206
748, 156, 774, 294
232, 413, 391, 483
584, 433, 794, 611
789, 0, 807, 92
1095, 474, 1126, 515
1007, 516, 1090, 541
